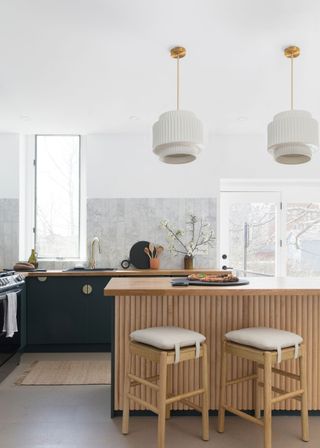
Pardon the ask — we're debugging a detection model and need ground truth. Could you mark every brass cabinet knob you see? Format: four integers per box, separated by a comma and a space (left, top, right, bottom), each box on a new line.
82, 284, 93, 295
37, 276, 48, 282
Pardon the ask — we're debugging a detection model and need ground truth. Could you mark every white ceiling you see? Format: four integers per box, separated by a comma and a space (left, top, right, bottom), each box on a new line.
0, 0, 319, 134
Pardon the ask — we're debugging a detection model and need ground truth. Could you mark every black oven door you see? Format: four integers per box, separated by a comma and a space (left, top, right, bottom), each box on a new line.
0, 289, 21, 367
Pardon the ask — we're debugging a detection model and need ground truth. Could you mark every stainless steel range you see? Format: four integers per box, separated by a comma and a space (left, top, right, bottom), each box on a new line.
0, 271, 25, 293
0, 271, 25, 381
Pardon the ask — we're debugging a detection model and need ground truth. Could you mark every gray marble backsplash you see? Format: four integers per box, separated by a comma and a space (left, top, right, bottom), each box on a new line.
1, 197, 216, 270
0, 199, 19, 269
87, 198, 217, 269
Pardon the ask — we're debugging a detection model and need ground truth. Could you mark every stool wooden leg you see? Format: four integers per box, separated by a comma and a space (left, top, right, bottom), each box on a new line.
158, 351, 168, 448
201, 343, 209, 441
122, 349, 132, 435
299, 344, 309, 442
218, 340, 227, 433
255, 362, 261, 419
166, 364, 172, 419
263, 352, 272, 448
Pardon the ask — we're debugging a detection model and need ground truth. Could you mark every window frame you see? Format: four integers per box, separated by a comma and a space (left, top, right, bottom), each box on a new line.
19, 134, 87, 262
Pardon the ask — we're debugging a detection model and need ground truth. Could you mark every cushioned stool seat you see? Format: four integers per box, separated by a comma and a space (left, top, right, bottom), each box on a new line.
130, 326, 206, 363
225, 327, 302, 363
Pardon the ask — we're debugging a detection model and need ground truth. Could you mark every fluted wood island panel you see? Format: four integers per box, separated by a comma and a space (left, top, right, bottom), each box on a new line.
104, 277, 320, 412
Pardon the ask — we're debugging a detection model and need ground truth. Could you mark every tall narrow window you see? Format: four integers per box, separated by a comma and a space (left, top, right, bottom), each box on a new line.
35, 135, 81, 259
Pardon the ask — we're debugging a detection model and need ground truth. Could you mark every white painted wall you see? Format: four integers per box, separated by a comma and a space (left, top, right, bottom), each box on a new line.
1, 131, 319, 200
86, 133, 320, 198
0, 133, 19, 198
86, 133, 221, 198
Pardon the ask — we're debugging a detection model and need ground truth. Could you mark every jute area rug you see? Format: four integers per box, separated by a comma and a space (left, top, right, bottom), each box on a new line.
16, 359, 111, 385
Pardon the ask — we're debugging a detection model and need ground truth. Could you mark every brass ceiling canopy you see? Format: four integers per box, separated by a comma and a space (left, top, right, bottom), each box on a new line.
284, 46, 300, 58
170, 46, 186, 59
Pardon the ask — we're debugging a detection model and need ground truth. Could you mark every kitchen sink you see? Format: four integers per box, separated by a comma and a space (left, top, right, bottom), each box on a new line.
63, 267, 115, 272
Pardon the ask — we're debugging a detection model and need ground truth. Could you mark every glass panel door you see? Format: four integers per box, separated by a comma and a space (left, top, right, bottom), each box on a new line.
220, 192, 281, 276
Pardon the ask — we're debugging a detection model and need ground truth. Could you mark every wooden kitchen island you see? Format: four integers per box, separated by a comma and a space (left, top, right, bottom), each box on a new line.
104, 277, 320, 416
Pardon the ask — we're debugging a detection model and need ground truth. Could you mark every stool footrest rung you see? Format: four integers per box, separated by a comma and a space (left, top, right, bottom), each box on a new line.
271, 388, 304, 404
180, 398, 203, 413
226, 373, 257, 386
128, 373, 159, 390
258, 381, 302, 402
224, 405, 264, 426
257, 364, 301, 381
127, 393, 159, 414
165, 388, 205, 405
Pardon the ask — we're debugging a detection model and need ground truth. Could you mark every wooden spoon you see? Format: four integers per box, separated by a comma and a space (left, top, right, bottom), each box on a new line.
144, 247, 152, 259
149, 243, 155, 258
155, 245, 164, 258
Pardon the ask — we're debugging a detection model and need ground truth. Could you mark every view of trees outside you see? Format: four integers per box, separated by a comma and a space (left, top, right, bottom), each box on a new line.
35, 135, 80, 259
287, 202, 320, 276
228, 202, 276, 276
228, 200, 320, 277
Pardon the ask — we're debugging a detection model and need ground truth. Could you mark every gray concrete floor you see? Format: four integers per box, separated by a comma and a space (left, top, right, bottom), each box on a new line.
0, 353, 319, 447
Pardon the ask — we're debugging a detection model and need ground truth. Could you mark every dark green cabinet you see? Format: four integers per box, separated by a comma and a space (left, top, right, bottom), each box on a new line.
27, 276, 112, 348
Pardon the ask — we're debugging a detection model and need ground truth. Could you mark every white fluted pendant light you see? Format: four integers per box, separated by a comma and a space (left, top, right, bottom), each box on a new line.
268, 46, 319, 164
153, 47, 203, 164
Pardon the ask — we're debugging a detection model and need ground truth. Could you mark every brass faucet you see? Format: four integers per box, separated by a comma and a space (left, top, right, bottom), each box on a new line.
89, 237, 101, 269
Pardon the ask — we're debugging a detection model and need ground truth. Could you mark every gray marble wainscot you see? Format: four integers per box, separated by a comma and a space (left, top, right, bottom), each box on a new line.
0, 199, 19, 269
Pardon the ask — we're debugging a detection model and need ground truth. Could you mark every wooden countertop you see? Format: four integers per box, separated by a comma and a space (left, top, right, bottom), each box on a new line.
24, 268, 226, 277
104, 276, 320, 296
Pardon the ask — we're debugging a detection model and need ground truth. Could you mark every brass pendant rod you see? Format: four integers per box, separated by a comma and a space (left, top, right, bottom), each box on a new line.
170, 46, 186, 111
177, 55, 180, 111
284, 45, 300, 110
291, 55, 294, 110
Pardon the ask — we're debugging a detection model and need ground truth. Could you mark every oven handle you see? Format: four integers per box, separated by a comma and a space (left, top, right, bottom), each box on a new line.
0, 288, 23, 301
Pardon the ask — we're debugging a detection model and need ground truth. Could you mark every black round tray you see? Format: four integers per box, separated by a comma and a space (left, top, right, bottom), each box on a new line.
171, 278, 250, 287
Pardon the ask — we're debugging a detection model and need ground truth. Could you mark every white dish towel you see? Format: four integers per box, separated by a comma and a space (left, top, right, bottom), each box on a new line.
3, 292, 18, 337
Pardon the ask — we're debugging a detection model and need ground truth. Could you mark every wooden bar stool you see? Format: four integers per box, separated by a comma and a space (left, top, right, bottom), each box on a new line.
122, 326, 209, 448
218, 327, 309, 448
